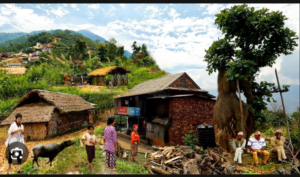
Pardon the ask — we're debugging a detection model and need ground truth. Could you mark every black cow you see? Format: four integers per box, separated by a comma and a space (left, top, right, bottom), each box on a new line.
31, 140, 75, 169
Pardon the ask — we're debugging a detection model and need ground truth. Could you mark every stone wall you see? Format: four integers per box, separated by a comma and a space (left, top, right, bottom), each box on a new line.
168, 97, 215, 146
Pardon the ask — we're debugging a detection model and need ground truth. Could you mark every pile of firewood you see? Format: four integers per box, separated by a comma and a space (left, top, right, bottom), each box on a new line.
143, 145, 241, 175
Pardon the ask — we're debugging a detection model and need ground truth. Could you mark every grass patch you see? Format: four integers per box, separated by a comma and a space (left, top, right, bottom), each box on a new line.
115, 159, 149, 174
18, 128, 106, 175
242, 170, 259, 174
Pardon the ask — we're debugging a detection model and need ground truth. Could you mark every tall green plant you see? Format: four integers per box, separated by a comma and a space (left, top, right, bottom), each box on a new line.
182, 130, 198, 150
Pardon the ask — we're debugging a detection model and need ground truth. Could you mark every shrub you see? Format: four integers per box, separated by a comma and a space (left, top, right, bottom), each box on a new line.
263, 127, 275, 136
182, 130, 198, 150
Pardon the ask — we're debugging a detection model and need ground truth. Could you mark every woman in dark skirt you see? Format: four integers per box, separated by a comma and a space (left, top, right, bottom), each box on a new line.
104, 117, 117, 171
129, 124, 140, 163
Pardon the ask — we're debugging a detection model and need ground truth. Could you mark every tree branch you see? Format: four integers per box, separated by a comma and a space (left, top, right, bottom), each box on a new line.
256, 89, 289, 97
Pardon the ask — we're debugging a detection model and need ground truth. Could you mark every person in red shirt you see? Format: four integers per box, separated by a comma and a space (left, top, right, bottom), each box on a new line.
129, 124, 140, 163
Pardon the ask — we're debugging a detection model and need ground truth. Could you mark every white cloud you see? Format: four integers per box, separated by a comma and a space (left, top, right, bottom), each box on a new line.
35, 5, 42, 9
120, 4, 125, 8
134, 4, 144, 11
111, 5, 117, 11
87, 4, 100, 10
0, 4, 55, 32
178, 68, 218, 90
168, 8, 180, 18
50, 6, 69, 18
202, 4, 225, 15
144, 5, 164, 19
70, 4, 79, 10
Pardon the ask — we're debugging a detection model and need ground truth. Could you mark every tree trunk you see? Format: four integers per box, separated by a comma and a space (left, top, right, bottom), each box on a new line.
213, 69, 250, 152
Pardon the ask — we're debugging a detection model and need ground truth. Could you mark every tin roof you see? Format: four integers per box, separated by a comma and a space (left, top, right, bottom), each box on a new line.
115, 72, 215, 98
152, 118, 169, 125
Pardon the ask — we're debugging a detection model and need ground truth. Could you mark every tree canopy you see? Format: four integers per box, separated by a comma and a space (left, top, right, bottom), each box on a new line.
204, 4, 298, 151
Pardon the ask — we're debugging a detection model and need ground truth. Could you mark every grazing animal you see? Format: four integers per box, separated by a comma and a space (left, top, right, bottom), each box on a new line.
31, 140, 75, 169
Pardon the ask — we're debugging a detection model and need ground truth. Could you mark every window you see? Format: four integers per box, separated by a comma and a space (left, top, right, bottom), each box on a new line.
182, 78, 187, 88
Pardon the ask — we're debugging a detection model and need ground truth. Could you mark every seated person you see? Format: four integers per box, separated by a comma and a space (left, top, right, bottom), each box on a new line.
232, 131, 247, 165
247, 131, 270, 166
270, 129, 288, 163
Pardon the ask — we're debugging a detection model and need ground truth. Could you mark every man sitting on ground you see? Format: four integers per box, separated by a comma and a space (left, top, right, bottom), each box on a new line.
232, 131, 246, 165
247, 131, 270, 166
270, 129, 288, 164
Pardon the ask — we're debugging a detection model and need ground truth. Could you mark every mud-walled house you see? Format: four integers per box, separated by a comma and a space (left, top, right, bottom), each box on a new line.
114, 72, 216, 146
0, 89, 96, 140
88, 66, 131, 87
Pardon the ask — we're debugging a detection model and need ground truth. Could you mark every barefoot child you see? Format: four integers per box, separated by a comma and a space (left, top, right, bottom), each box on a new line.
80, 125, 97, 172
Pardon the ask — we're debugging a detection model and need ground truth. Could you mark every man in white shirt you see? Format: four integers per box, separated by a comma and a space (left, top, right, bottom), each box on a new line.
232, 131, 246, 165
247, 131, 270, 166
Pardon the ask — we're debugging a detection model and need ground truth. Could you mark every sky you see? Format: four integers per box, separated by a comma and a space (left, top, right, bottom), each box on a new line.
0, 3, 299, 112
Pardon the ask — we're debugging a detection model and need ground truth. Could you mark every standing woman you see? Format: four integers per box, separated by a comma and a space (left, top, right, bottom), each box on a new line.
104, 117, 117, 171
129, 124, 140, 163
5, 113, 25, 173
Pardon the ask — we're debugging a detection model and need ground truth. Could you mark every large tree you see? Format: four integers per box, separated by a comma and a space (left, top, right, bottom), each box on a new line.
97, 42, 108, 62
204, 4, 298, 151
105, 38, 118, 62
67, 39, 89, 61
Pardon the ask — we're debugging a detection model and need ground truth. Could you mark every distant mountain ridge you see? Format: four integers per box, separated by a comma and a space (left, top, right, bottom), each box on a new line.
0, 29, 132, 58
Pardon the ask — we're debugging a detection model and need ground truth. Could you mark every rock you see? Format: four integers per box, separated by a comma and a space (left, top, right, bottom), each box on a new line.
225, 165, 236, 174
276, 167, 286, 175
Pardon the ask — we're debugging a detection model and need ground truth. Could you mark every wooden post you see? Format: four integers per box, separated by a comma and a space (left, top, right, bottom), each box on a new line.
275, 68, 293, 152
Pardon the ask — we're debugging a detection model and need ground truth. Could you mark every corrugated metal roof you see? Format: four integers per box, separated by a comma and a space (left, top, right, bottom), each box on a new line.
115, 73, 185, 98
152, 118, 169, 125
114, 72, 216, 98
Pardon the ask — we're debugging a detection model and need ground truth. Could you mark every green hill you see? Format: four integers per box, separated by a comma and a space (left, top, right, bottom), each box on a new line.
0, 29, 132, 58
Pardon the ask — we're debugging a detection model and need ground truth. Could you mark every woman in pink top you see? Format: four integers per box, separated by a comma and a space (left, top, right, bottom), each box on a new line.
104, 117, 117, 171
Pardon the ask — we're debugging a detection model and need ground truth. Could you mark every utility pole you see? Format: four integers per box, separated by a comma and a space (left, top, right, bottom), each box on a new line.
275, 68, 293, 152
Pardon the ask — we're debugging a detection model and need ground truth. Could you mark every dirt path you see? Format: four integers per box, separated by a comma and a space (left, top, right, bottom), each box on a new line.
117, 136, 152, 153
0, 122, 106, 174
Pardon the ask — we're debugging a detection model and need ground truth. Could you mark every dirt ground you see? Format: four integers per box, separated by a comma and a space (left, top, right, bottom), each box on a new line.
0, 122, 106, 174
117, 136, 152, 153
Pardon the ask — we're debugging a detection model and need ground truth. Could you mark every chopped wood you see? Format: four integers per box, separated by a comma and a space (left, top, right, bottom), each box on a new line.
164, 156, 182, 164
150, 161, 162, 167
145, 145, 230, 175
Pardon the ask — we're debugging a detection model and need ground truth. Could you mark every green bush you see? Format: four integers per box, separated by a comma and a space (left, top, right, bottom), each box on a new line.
263, 127, 275, 136
290, 128, 300, 149
182, 130, 198, 150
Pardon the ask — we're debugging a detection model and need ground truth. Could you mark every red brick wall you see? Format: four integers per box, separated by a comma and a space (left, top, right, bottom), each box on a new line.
169, 74, 198, 89
168, 97, 215, 146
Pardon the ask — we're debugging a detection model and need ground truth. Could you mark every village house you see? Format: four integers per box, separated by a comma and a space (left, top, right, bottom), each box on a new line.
1, 53, 11, 58
0, 89, 96, 140
63, 72, 89, 86
7, 63, 22, 67
33, 42, 43, 50
114, 72, 216, 146
88, 66, 131, 87
28, 56, 39, 62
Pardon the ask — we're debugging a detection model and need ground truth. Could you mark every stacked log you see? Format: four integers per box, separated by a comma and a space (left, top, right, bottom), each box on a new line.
168, 97, 215, 145
144, 145, 239, 175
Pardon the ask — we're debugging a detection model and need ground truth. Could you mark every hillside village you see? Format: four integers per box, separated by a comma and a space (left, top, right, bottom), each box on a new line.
0, 4, 299, 175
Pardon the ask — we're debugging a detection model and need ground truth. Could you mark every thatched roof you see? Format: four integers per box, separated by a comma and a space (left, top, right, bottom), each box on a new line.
13, 89, 95, 114
88, 66, 131, 76
1, 103, 55, 125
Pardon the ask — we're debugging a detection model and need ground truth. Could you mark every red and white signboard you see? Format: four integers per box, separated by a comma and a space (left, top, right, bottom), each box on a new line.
118, 107, 128, 114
